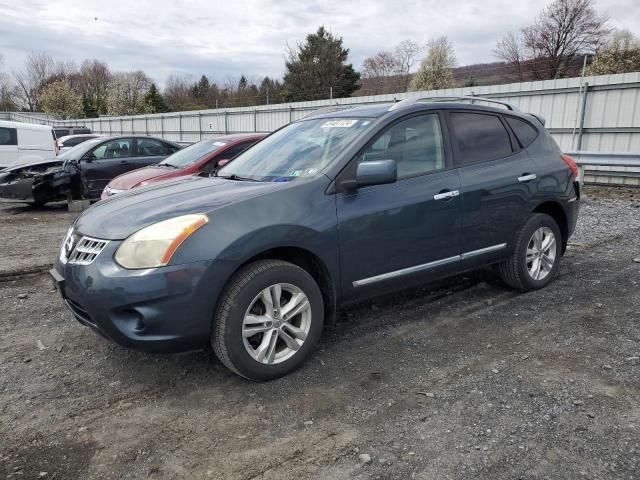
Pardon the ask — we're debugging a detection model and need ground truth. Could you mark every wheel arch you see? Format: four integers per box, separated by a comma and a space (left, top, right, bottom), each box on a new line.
224, 246, 338, 326
532, 201, 568, 254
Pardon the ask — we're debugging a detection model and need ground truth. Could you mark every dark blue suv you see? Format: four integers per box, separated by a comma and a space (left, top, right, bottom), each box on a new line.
51, 97, 580, 380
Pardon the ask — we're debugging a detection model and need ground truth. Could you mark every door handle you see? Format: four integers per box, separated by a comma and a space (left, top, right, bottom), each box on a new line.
433, 190, 460, 201
119, 160, 129, 165
518, 173, 537, 182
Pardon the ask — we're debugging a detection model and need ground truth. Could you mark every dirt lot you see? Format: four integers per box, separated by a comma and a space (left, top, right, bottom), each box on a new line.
1, 188, 639, 480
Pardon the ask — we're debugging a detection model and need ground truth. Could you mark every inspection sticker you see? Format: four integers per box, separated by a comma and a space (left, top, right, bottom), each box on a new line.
321, 119, 358, 128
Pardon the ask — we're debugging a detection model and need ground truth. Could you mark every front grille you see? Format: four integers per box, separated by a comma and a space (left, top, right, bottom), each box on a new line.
67, 236, 109, 265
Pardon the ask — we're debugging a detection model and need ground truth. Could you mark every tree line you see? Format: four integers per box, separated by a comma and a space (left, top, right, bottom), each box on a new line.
0, 0, 638, 119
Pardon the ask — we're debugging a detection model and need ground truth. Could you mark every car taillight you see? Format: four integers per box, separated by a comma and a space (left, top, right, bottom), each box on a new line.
561, 154, 578, 178
54, 140, 59, 155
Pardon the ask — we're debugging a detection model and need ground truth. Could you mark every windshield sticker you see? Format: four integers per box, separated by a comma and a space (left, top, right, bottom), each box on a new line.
213, 141, 227, 146
289, 170, 302, 177
301, 168, 318, 176
321, 119, 358, 128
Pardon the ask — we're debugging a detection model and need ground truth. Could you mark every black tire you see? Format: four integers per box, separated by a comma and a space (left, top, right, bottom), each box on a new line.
498, 213, 562, 291
212, 259, 324, 381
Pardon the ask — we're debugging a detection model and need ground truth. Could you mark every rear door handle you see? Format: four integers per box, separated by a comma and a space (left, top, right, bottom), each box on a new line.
433, 190, 460, 201
518, 174, 537, 182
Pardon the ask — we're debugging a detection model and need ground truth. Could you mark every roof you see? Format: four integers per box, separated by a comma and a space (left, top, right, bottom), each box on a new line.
0, 120, 53, 131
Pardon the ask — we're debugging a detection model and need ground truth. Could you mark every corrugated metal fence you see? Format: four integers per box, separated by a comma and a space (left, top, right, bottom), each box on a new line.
6, 72, 640, 185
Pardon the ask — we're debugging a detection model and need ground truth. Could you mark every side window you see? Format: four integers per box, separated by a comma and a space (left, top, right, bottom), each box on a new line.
89, 139, 132, 160
449, 112, 513, 166
165, 144, 180, 154
55, 129, 70, 138
359, 114, 445, 178
505, 116, 538, 148
0, 127, 17, 146
63, 137, 85, 147
136, 138, 167, 156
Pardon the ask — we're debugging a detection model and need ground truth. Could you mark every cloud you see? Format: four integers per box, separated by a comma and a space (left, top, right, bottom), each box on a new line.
0, 0, 638, 87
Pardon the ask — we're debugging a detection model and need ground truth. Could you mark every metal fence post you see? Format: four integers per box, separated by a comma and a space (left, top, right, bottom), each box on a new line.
119, 118, 123, 134
145, 116, 148, 135
198, 113, 202, 140
109, 118, 112, 135
178, 113, 183, 142
254, 109, 257, 132
289, 106, 293, 123
224, 111, 228, 134
576, 82, 589, 151
161, 115, 164, 137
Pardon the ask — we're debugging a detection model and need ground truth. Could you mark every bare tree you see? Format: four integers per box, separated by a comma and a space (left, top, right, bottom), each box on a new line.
493, 32, 526, 81
164, 74, 195, 111
106, 71, 151, 115
78, 60, 111, 116
12, 52, 55, 111
362, 51, 398, 78
0, 55, 16, 111
394, 40, 420, 90
495, 0, 610, 80
410, 36, 457, 91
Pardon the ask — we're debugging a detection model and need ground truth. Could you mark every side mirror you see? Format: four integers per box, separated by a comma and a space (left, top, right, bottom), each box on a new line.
84, 153, 97, 163
354, 159, 397, 188
216, 158, 231, 168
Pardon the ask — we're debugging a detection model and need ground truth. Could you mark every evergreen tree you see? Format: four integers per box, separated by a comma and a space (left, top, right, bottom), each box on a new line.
192, 74, 210, 99
144, 83, 168, 113
283, 26, 360, 101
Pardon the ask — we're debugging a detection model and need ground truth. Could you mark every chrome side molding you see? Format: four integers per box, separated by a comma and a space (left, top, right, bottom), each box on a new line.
353, 243, 507, 287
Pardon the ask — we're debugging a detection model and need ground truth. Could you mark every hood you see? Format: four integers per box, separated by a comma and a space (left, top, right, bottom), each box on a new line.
75, 176, 289, 239
1, 158, 62, 173
108, 166, 184, 190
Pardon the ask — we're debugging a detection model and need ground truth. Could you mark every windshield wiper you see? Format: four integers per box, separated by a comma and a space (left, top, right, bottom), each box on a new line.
216, 174, 259, 182
157, 163, 179, 168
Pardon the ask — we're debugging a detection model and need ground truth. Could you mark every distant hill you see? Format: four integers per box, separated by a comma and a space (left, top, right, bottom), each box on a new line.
354, 58, 590, 97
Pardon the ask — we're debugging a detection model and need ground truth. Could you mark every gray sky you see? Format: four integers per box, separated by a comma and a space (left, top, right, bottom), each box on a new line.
0, 0, 638, 86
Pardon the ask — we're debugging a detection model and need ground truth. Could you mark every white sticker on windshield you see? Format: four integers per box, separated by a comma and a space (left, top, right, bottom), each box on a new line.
321, 119, 358, 128
213, 141, 227, 146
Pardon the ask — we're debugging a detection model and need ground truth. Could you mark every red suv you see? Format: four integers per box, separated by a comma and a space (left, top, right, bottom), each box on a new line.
101, 134, 265, 199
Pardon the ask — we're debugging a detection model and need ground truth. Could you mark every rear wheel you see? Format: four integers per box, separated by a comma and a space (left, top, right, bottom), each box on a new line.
212, 260, 324, 381
498, 213, 562, 291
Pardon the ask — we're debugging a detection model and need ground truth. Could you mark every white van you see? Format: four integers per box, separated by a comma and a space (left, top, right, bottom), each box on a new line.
0, 120, 57, 169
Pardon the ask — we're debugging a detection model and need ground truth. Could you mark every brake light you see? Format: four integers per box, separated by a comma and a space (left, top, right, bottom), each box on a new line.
561, 154, 578, 178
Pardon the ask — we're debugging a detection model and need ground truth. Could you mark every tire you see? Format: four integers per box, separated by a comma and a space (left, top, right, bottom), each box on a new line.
498, 213, 562, 291
212, 259, 324, 381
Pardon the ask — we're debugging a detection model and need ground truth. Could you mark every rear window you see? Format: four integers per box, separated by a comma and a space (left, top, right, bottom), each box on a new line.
54, 129, 70, 137
449, 112, 513, 166
0, 127, 18, 146
72, 128, 91, 135
505, 116, 538, 148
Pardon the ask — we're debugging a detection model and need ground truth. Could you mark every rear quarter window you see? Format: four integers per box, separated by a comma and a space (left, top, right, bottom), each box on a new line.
449, 112, 513, 166
505, 116, 539, 148
0, 127, 18, 146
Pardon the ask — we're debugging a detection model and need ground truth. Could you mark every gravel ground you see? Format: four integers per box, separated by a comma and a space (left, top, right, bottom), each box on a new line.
0, 187, 639, 480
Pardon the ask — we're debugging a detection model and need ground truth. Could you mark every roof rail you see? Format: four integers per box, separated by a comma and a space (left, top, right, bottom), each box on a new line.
388, 95, 519, 112
303, 104, 358, 118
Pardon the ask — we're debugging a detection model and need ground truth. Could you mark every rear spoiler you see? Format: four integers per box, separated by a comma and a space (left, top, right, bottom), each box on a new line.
527, 113, 546, 126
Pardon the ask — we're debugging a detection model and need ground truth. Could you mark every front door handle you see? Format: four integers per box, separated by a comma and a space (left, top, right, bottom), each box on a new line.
119, 160, 129, 165
433, 190, 460, 201
518, 173, 537, 182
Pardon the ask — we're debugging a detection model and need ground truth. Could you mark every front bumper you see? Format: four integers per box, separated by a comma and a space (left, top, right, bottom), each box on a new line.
50, 241, 237, 353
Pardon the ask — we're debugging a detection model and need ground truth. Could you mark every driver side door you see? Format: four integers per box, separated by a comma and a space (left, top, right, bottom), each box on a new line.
80, 138, 134, 198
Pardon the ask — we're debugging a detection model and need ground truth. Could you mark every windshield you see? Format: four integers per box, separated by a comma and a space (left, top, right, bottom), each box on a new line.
159, 139, 225, 168
217, 118, 372, 181
58, 137, 103, 160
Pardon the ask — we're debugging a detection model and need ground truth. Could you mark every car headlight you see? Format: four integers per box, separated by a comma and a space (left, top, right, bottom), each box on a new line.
114, 214, 208, 269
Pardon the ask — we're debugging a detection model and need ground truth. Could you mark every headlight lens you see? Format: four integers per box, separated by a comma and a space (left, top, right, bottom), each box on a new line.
114, 214, 208, 269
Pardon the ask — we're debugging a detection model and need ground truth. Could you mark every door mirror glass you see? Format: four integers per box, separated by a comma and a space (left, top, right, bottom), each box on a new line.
355, 159, 397, 187
84, 153, 97, 162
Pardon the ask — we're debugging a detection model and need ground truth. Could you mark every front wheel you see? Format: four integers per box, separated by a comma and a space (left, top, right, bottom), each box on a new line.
498, 213, 562, 291
212, 260, 324, 381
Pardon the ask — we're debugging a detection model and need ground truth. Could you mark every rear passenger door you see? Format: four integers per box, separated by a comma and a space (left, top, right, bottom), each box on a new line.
446, 110, 538, 263
132, 138, 175, 169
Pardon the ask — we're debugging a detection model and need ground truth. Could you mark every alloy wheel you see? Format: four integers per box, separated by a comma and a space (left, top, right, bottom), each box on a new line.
526, 226, 557, 281
242, 283, 312, 364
